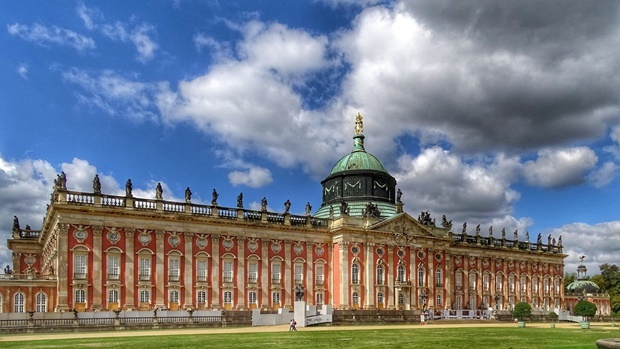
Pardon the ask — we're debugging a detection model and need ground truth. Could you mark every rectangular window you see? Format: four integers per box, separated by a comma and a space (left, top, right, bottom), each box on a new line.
272, 292, 280, 305
223, 261, 234, 283
248, 291, 257, 306
107, 255, 120, 280
75, 289, 86, 303
436, 294, 442, 306
316, 292, 324, 305
315, 265, 324, 285
140, 290, 150, 303
271, 263, 281, 283
169, 290, 179, 303
139, 257, 151, 280
417, 267, 423, 286
532, 276, 539, 293
352, 264, 360, 284
496, 275, 503, 292
520, 276, 527, 293
455, 295, 462, 310
197, 260, 207, 281
294, 264, 303, 284
36, 293, 46, 312
74, 255, 87, 279
435, 268, 442, 287
197, 290, 206, 304
168, 258, 180, 281
483, 274, 490, 292
248, 262, 258, 283
376, 265, 384, 285
14, 293, 25, 313
554, 279, 560, 294
509, 275, 515, 293
108, 290, 119, 303
469, 273, 476, 290
224, 291, 233, 306
455, 272, 462, 288
544, 278, 549, 294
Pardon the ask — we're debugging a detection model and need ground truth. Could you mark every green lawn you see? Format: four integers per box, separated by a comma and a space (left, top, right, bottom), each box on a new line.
1, 327, 617, 349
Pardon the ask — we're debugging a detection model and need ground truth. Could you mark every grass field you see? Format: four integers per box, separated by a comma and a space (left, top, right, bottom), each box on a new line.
1, 326, 618, 349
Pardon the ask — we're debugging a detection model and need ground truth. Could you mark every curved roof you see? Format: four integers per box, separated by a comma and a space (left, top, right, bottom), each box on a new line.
328, 135, 389, 176
566, 279, 600, 294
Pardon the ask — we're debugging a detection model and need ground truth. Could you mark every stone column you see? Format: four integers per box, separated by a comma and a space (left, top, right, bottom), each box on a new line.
340, 242, 349, 309
92, 226, 103, 310
261, 240, 269, 307
183, 232, 194, 309
445, 253, 452, 310
387, 245, 394, 308
428, 248, 434, 309
155, 230, 165, 309
211, 235, 220, 308
364, 243, 374, 308
236, 237, 246, 309
284, 240, 292, 308
306, 242, 314, 304
327, 243, 334, 306
56, 224, 70, 311
124, 228, 135, 310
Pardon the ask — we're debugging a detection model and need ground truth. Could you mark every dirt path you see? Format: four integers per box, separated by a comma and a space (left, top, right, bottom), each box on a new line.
0, 322, 615, 342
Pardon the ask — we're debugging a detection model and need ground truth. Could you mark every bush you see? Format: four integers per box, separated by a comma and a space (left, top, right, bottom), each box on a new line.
574, 300, 597, 319
512, 302, 532, 321
548, 311, 558, 321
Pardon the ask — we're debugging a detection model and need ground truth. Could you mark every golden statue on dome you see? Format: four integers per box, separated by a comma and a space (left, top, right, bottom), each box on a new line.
354, 112, 364, 135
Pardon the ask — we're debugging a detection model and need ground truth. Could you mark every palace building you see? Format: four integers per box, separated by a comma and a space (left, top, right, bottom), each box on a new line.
1, 114, 576, 315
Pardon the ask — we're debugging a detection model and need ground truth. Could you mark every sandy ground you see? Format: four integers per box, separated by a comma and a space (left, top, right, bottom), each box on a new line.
0, 322, 618, 342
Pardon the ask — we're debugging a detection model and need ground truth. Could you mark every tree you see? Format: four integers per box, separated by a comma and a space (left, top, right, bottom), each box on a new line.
574, 300, 597, 320
563, 272, 576, 289
513, 302, 532, 321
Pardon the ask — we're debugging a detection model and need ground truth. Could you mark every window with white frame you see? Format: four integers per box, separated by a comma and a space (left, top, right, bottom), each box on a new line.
469, 273, 476, 290
398, 293, 404, 305
417, 266, 424, 286
75, 289, 86, 304
224, 291, 233, 307
520, 275, 527, 293
543, 278, 549, 294
169, 290, 179, 304
455, 295, 462, 310
532, 276, 539, 293
168, 257, 180, 281
35, 293, 46, 312
376, 264, 384, 285
315, 264, 324, 285
469, 295, 476, 310
509, 275, 515, 293
554, 278, 560, 294
509, 296, 515, 309
496, 274, 503, 292
377, 292, 384, 306
316, 292, 324, 305
483, 274, 490, 292
352, 292, 359, 306
139, 289, 150, 303
248, 291, 257, 307
223, 261, 234, 283
248, 262, 258, 283
455, 271, 463, 288
108, 289, 119, 304
436, 294, 442, 307
435, 267, 442, 287
74, 254, 87, 279
271, 262, 281, 283
397, 265, 406, 283
139, 257, 151, 280
294, 263, 303, 284
107, 255, 120, 280
483, 295, 489, 308
197, 290, 206, 304
272, 291, 280, 305
196, 260, 208, 282
14, 292, 25, 313
351, 263, 360, 284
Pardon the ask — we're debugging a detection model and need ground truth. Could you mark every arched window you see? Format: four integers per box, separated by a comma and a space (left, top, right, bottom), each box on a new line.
248, 291, 257, 308
352, 292, 359, 306
316, 292, 324, 305
139, 289, 150, 304
224, 290, 233, 308
376, 265, 384, 285
436, 294, 442, 307
197, 290, 206, 305
455, 295, 462, 310
108, 289, 119, 309
469, 273, 476, 290
417, 266, 424, 286
169, 290, 179, 307
435, 268, 442, 287
455, 270, 463, 289
377, 293, 384, 307
351, 263, 360, 284
397, 265, 405, 283
36, 293, 47, 312
14, 292, 25, 313
398, 293, 404, 305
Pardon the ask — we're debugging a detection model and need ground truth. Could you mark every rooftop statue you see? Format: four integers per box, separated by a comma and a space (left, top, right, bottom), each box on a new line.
125, 179, 133, 197
185, 187, 192, 202
396, 188, 402, 203
155, 182, 163, 200
13, 216, 19, 231
354, 112, 364, 135
211, 188, 219, 206
475, 224, 480, 237
305, 202, 312, 216
261, 197, 268, 211
93, 174, 101, 194
284, 199, 291, 214
237, 192, 243, 208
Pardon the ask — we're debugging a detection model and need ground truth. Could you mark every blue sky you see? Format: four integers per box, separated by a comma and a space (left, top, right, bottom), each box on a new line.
2, 0, 620, 275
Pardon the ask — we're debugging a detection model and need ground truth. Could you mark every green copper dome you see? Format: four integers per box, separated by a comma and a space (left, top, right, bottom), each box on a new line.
566, 280, 600, 294
329, 134, 389, 175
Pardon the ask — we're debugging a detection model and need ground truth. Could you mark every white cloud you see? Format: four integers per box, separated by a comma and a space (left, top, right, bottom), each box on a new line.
130, 24, 158, 63
228, 166, 273, 188
587, 161, 618, 188
7, 23, 96, 51
16, 63, 28, 79
523, 147, 598, 188
76, 2, 98, 30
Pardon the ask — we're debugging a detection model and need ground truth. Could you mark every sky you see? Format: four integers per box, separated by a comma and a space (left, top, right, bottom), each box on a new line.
1, 0, 620, 276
